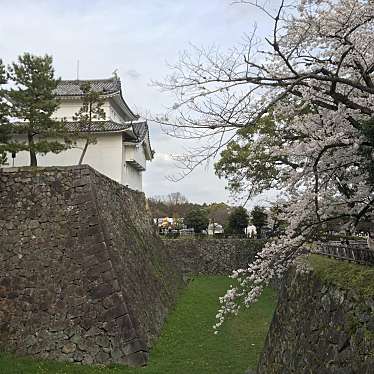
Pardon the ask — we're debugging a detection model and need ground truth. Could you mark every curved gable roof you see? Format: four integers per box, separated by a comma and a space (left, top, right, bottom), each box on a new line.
54, 78, 121, 97
55, 77, 139, 121
123, 121, 154, 161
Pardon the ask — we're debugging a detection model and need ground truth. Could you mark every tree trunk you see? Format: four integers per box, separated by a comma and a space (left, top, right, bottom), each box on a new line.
28, 132, 37, 166
78, 105, 92, 166
78, 139, 89, 165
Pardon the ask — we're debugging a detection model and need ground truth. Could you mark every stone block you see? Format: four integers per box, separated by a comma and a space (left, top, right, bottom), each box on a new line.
89, 284, 114, 299
62, 342, 76, 354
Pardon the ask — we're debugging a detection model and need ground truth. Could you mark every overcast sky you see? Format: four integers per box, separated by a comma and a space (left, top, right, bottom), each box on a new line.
1, 0, 278, 206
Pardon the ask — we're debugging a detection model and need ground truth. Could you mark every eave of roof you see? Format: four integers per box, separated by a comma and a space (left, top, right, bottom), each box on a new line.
110, 94, 138, 121
55, 77, 139, 121
64, 120, 132, 133
11, 120, 149, 135
131, 121, 154, 160
122, 122, 154, 161
126, 159, 146, 171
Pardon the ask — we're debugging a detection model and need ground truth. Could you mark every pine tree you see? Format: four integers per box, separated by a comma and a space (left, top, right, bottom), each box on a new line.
250, 206, 268, 239
227, 206, 249, 235
72, 82, 106, 165
184, 208, 209, 234
7, 53, 69, 166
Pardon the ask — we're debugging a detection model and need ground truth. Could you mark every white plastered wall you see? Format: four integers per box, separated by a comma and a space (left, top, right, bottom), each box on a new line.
9, 133, 123, 184
54, 99, 113, 121
122, 144, 144, 191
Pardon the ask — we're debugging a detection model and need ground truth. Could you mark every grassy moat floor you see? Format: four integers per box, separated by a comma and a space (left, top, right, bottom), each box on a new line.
0, 276, 276, 374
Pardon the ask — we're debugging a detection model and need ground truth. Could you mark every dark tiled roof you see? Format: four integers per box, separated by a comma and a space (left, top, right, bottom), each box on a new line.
11, 119, 154, 157
122, 121, 153, 157
11, 120, 141, 134
132, 122, 149, 142
64, 120, 132, 133
123, 122, 148, 142
54, 78, 121, 97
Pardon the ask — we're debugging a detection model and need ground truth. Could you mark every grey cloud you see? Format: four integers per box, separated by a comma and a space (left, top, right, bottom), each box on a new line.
125, 69, 141, 80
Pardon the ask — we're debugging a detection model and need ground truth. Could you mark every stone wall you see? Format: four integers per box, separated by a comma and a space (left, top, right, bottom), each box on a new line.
257, 257, 374, 374
163, 238, 264, 275
0, 165, 183, 366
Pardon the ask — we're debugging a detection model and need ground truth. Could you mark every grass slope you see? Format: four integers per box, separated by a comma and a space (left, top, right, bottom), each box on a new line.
0, 276, 276, 374
309, 254, 374, 299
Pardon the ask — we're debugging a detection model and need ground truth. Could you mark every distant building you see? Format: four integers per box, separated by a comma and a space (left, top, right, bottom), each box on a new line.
7, 77, 153, 191
208, 222, 224, 235
245, 225, 257, 238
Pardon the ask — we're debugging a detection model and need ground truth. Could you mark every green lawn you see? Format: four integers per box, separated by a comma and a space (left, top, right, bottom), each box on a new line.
0, 276, 276, 374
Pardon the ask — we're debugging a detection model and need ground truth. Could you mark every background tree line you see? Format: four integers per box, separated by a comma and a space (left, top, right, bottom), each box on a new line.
149, 192, 233, 222
148, 192, 284, 237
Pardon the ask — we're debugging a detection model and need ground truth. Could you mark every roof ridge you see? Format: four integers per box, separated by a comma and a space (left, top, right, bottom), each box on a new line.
59, 77, 118, 84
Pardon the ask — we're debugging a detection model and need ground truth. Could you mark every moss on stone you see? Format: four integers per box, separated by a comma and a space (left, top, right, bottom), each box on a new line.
309, 254, 374, 299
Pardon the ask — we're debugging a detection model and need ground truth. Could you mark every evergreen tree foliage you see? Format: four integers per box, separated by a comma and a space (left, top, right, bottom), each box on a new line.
227, 206, 249, 235
215, 109, 301, 197
208, 202, 233, 227
250, 206, 268, 239
72, 82, 106, 165
184, 208, 209, 234
7, 53, 69, 166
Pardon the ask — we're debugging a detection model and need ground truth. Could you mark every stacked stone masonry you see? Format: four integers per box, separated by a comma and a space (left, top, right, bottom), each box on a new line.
257, 265, 374, 374
0, 165, 182, 366
163, 238, 264, 276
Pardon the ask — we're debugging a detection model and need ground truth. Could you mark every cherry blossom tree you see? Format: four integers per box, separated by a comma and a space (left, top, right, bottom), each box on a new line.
155, 0, 374, 326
